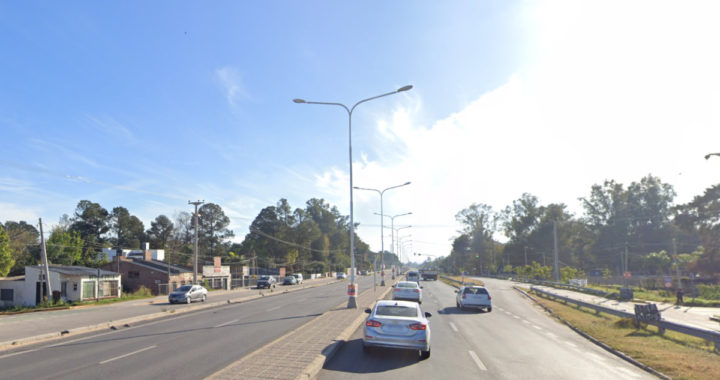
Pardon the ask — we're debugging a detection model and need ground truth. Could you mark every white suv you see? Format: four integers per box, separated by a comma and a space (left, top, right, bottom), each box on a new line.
292, 273, 304, 284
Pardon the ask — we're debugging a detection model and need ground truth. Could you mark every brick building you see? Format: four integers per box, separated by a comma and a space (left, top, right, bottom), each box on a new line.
99, 250, 196, 295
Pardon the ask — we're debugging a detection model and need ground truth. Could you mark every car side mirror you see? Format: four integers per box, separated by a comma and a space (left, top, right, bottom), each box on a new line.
420, 286, 424, 289
425, 312, 432, 318
365, 308, 372, 314
454, 290, 458, 293
391, 285, 395, 288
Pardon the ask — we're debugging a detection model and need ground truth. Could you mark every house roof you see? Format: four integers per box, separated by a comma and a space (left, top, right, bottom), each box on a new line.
48, 266, 119, 276
0, 275, 24, 281
128, 259, 192, 275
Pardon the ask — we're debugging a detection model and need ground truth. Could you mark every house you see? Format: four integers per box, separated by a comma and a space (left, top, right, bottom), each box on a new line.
99, 250, 195, 295
0, 265, 121, 307
102, 242, 165, 262
202, 257, 231, 290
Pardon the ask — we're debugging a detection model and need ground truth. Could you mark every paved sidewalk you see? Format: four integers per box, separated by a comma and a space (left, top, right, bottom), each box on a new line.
0, 277, 340, 347
530, 284, 720, 332
207, 279, 399, 380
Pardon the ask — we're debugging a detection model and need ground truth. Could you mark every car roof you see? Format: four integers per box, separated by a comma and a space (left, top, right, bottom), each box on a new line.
376, 300, 418, 308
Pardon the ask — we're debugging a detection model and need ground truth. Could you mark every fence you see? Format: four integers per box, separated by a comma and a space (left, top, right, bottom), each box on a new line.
530, 286, 720, 351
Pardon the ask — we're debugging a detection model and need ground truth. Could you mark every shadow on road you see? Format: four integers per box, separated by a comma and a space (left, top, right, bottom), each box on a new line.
437, 307, 489, 315
322, 338, 420, 374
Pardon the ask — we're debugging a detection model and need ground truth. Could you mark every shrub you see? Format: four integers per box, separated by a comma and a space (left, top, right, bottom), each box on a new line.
132, 286, 152, 297
696, 284, 720, 300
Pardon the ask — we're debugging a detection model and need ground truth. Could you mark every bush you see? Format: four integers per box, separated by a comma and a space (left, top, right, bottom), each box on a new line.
132, 286, 152, 297
696, 284, 720, 300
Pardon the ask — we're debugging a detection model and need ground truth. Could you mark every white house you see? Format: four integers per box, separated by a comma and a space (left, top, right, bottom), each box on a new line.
102, 242, 165, 262
0, 265, 121, 307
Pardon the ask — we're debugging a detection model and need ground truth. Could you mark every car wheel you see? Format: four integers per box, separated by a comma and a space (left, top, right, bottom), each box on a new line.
456, 300, 459, 308
459, 303, 464, 311
186, 297, 191, 304
487, 306, 492, 312
202, 294, 207, 302
420, 348, 431, 359
418, 300, 422, 305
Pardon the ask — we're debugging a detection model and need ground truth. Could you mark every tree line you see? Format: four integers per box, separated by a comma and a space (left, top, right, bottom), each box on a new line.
439, 174, 720, 278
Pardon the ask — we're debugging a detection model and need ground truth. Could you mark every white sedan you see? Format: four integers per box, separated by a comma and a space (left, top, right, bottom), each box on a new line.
456, 285, 492, 312
392, 281, 423, 304
363, 300, 432, 359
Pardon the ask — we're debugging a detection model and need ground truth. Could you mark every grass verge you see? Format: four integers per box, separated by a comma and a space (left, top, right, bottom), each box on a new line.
586, 284, 720, 307
527, 287, 720, 380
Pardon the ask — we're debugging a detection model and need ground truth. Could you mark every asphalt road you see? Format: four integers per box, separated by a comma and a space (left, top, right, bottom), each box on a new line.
0, 276, 379, 380
319, 277, 657, 380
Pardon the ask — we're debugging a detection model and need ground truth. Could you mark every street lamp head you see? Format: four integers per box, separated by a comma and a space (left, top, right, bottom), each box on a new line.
397, 85, 413, 92
293, 99, 306, 104
404, 182, 411, 185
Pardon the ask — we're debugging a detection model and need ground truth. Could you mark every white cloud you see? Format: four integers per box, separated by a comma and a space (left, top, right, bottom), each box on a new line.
85, 115, 135, 142
215, 66, 248, 108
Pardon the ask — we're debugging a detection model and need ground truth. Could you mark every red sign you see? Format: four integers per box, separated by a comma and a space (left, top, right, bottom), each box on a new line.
347, 283, 358, 296
214, 257, 221, 273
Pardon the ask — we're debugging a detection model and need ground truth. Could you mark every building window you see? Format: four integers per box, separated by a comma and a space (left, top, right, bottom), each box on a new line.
82, 281, 95, 299
128, 271, 140, 279
99, 281, 118, 298
61, 282, 68, 298
1, 289, 13, 302
73, 282, 78, 292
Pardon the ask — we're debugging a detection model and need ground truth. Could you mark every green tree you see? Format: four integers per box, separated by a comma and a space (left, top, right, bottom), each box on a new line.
70, 200, 110, 265
46, 226, 83, 266
0, 227, 15, 277
196, 203, 235, 257
109, 207, 146, 249
3, 220, 40, 272
674, 184, 720, 275
146, 215, 174, 249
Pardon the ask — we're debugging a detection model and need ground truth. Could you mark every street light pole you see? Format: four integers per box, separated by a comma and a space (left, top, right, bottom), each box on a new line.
188, 200, 204, 284
376, 213, 411, 278
294, 85, 412, 308
355, 183, 411, 286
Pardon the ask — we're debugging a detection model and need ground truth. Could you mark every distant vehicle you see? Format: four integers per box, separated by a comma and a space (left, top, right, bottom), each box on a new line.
420, 269, 438, 281
283, 276, 297, 285
360, 270, 368, 276
337, 273, 347, 279
392, 281, 423, 304
407, 271, 420, 283
363, 300, 432, 359
168, 285, 207, 304
257, 275, 276, 289
292, 273, 304, 284
456, 286, 492, 312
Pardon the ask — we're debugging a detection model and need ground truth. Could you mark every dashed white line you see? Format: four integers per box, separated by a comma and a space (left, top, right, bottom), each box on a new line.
586, 353, 606, 362
0, 349, 38, 360
296, 299, 307, 303
505, 311, 512, 315
545, 332, 557, 338
522, 320, 530, 324
615, 367, 641, 378
214, 319, 239, 328
449, 322, 459, 332
513, 315, 520, 319
267, 306, 281, 312
564, 341, 577, 348
533, 325, 542, 330
99, 346, 156, 364
468, 350, 487, 371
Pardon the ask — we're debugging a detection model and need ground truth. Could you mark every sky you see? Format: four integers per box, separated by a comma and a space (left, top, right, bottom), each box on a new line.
1, 1, 719, 264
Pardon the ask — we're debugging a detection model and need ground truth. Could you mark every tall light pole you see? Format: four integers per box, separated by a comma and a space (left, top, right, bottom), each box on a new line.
189, 200, 204, 284
294, 85, 413, 308
376, 212, 411, 278
395, 226, 412, 264
355, 182, 411, 286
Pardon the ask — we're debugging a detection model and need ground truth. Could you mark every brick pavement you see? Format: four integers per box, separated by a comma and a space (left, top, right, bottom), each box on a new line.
206, 279, 398, 380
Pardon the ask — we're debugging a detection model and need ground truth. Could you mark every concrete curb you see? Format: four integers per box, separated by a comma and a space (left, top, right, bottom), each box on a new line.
710, 316, 720, 323
295, 278, 400, 380
518, 287, 672, 380
0, 278, 340, 350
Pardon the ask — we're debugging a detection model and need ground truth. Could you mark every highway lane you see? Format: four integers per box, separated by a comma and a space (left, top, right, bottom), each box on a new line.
319, 278, 656, 380
0, 276, 378, 380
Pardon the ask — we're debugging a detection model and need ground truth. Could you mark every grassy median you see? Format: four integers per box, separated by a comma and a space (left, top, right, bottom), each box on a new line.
526, 287, 720, 380
439, 276, 484, 287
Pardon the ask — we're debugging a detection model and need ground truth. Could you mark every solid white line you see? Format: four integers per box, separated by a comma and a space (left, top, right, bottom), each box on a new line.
267, 306, 281, 312
99, 345, 156, 364
0, 349, 38, 360
214, 319, 239, 328
615, 367, 641, 378
468, 350, 487, 371
449, 322, 459, 332
586, 353, 605, 362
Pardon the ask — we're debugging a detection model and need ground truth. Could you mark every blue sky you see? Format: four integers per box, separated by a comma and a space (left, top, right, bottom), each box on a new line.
2, 1, 720, 263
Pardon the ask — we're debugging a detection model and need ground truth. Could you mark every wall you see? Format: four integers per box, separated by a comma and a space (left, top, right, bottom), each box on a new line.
0, 279, 27, 307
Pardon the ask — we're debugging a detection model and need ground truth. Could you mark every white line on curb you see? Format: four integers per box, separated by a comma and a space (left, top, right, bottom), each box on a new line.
214, 319, 239, 328
468, 350, 487, 371
267, 306, 281, 312
449, 322, 459, 332
99, 345, 156, 364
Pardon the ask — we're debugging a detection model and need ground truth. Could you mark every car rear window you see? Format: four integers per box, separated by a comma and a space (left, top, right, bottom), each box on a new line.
397, 283, 417, 288
376, 306, 418, 317
464, 287, 489, 295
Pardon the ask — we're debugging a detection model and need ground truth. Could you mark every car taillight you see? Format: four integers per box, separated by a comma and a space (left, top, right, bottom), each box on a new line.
462, 294, 466, 299
394, 288, 402, 292
488, 295, 492, 300
409, 323, 426, 330
413, 289, 420, 293
366, 319, 382, 327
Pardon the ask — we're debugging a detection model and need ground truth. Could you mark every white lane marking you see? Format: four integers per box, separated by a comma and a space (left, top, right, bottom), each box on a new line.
505, 312, 512, 315
586, 353, 606, 362
214, 319, 239, 328
513, 315, 520, 319
296, 299, 307, 303
267, 306, 281, 312
615, 367, 641, 378
522, 320, 530, 324
533, 325, 542, 330
0, 349, 38, 360
564, 341, 577, 348
545, 332, 557, 338
449, 322, 459, 332
99, 345, 156, 364
468, 350, 487, 371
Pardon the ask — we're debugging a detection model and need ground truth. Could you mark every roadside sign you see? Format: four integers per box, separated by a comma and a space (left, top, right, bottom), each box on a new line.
665, 277, 672, 283
664, 282, 671, 288
347, 283, 358, 296
623, 272, 632, 278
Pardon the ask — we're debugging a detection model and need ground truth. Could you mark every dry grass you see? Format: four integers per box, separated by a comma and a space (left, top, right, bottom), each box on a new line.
448, 276, 484, 286
529, 289, 720, 380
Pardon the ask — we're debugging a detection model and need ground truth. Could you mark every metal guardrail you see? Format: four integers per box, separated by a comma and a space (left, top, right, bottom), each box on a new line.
531, 286, 720, 350
485, 275, 608, 296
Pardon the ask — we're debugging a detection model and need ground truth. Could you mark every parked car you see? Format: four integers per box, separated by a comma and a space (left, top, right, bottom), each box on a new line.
363, 300, 432, 359
168, 285, 207, 304
292, 273, 304, 284
337, 273, 347, 279
257, 275, 276, 289
283, 276, 297, 285
456, 286, 492, 312
392, 281, 423, 304
360, 270, 368, 276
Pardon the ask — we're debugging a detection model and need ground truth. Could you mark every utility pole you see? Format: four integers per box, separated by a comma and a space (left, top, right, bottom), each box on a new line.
673, 239, 682, 290
543, 252, 546, 267
624, 243, 629, 288
166, 250, 171, 295
189, 200, 204, 284
524, 246, 528, 267
553, 221, 559, 282
38, 218, 52, 303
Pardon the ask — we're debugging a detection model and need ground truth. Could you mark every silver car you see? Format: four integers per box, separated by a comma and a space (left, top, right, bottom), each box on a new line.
456, 285, 492, 312
363, 300, 432, 359
392, 281, 423, 304
168, 285, 207, 304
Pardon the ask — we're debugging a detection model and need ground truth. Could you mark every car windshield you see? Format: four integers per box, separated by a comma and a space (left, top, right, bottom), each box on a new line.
464, 287, 489, 295
397, 282, 418, 289
260, 276, 271, 280
177, 285, 192, 292
376, 306, 418, 318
